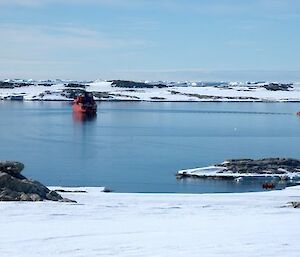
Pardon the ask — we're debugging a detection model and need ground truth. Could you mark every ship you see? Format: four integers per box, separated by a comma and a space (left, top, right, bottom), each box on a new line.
72, 92, 97, 114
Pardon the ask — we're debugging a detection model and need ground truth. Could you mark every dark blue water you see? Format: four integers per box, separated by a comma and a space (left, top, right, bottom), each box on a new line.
1, 101, 300, 193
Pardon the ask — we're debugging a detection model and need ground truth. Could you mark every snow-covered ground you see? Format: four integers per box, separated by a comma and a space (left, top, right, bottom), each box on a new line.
1, 186, 300, 257
1, 80, 300, 102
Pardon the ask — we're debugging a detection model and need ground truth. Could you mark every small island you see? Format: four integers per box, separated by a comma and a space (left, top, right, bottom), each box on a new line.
176, 158, 300, 182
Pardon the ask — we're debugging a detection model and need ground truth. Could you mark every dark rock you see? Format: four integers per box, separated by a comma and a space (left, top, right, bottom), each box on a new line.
0, 188, 21, 201
20, 193, 42, 201
65, 83, 87, 89
0, 82, 33, 88
168, 90, 259, 101
110, 80, 167, 89
108, 93, 140, 100
177, 158, 300, 181
45, 190, 76, 202
92, 91, 111, 99
150, 97, 166, 100
60, 198, 77, 203
218, 158, 300, 174
62, 88, 86, 99
263, 83, 293, 91
38, 93, 45, 98
46, 190, 63, 201
55, 189, 87, 193
0, 161, 25, 178
0, 82, 15, 89
14, 82, 33, 87
0, 188, 43, 201
38, 83, 53, 87
0, 161, 75, 202
290, 202, 300, 208
102, 187, 113, 193
0, 172, 59, 201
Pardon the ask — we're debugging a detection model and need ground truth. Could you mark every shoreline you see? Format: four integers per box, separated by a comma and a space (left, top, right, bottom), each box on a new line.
49, 183, 300, 193
2, 99, 300, 103
2, 80, 300, 102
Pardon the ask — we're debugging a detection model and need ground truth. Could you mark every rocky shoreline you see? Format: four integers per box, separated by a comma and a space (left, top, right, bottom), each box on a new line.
0, 161, 75, 202
2, 79, 300, 102
177, 158, 300, 181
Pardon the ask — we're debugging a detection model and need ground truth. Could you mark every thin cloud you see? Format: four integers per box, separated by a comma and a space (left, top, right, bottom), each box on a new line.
0, 24, 154, 51
0, 23, 155, 77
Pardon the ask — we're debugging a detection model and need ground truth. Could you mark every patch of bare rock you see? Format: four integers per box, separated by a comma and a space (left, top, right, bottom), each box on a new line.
0, 161, 75, 202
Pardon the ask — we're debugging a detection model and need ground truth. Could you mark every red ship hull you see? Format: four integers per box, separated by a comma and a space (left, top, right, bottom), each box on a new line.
72, 93, 97, 114
72, 102, 97, 114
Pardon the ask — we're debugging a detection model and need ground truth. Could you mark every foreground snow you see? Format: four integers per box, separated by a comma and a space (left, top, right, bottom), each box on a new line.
2, 80, 300, 102
1, 186, 300, 257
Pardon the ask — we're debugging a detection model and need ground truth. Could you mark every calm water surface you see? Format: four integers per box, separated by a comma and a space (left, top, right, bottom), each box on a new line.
1, 101, 300, 193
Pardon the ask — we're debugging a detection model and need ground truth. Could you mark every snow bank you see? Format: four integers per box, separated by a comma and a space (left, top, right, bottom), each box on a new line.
1, 186, 300, 256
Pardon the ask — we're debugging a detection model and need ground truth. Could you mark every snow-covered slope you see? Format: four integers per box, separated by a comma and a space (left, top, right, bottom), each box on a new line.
1, 79, 300, 102
0, 186, 300, 257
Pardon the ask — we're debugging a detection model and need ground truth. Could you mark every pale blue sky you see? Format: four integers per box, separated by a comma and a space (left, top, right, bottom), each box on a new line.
1, 0, 300, 81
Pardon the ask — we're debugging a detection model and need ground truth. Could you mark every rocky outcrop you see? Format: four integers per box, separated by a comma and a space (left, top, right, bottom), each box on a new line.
286, 202, 300, 209
0, 82, 15, 89
289, 202, 300, 208
263, 83, 293, 91
0, 161, 25, 178
37, 83, 53, 86
110, 80, 167, 89
176, 158, 300, 181
150, 97, 166, 100
61, 88, 86, 99
54, 189, 87, 193
169, 90, 259, 101
65, 83, 87, 89
218, 158, 300, 174
0, 81, 33, 89
0, 161, 75, 202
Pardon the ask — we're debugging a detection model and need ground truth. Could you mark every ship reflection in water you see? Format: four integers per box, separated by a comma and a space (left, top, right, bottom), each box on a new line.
72, 111, 97, 123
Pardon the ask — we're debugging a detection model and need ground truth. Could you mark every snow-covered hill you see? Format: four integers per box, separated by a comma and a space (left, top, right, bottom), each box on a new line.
1, 79, 300, 102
